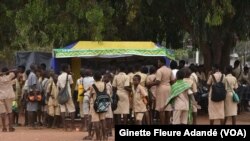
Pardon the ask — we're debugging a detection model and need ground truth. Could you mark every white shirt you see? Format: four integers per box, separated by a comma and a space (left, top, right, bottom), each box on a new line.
57, 72, 73, 97
83, 76, 94, 91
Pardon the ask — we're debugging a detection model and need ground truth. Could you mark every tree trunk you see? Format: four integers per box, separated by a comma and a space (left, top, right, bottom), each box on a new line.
200, 40, 212, 75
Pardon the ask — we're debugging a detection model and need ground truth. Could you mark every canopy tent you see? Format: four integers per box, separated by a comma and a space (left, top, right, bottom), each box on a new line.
53, 41, 175, 60
52, 41, 175, 82
51, 41, 175, 119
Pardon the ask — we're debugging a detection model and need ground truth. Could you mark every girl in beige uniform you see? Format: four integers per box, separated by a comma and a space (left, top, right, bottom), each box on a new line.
112, 65, 130, 125
146, 66, 157, 123
224, 66, 238, 125
207, 64, 225, 125
149, 58, 174, 125
183, 68, 198, 124
89, 71, 107, 140
102, 73, 113, 137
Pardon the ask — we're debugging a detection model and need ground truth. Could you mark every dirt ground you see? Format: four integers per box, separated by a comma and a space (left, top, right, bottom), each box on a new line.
0, 112, 249, 141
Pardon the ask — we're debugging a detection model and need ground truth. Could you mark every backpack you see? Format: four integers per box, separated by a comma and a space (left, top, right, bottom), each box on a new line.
93, 83, 111, 113
111, 91, 119, 111
58, 75, 70, 105
211, 74, 226, 102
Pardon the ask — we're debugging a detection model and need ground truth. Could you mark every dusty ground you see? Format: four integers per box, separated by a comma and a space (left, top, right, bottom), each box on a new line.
0, 112, 249, 141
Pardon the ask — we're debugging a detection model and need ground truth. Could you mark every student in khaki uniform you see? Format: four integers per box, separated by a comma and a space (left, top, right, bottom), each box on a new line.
13, 65, 26, 125
149, 58, 174, 125
0, 68, 17, 132
102, 73, 113, 137
126, 65, 135, 124
132, 75, 148, 125
89, 71, 107, 141
57, 64, 75, 131
183, 67, 198, 124
207, 64, 225, 125
224, 66, 238, 125
47, 73, 60, 128
146, 66, 157, 123
162, 69, 191, 125
133, 64, 147, 87
133, 65, 150, 124
112, 64, 130, 125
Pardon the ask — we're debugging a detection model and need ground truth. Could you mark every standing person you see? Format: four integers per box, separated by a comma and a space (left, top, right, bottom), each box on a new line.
239, 66, 250, 111
89, 71, 108, 140
149, 58, 174, 125
127, 65, 135, 124
189, 65, 200, 124
36, 68, 43, 126
82, 69, 94, 132
26, 64, 40, 129
170, 60, 179, 81
132, 75, 148, 125
40, 71, 50, 127
0, 68, 17, 132
13, 65, 26, 126
112, 64, 130, 125
196, 65, 207, 85
75, 69, 85, 131
224, 66, 239, 125
232, 60, 242, 81
162, 69, 192, 125
207, 64, 225, 125
183, 68, 198, 124
103, 73, 113, 137
146, 66, 157, 124
21, 70, 30, 126
47, 72, 60, 128
178, 60, 186, 70
57, 63, 76, 131
133, 65, 150, 125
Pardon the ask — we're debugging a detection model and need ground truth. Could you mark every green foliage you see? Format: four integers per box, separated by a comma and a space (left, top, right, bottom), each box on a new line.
14, 0, 50, 50
0, 0, 249, 66
205, 0, 235, 26
174, 49, 189, 60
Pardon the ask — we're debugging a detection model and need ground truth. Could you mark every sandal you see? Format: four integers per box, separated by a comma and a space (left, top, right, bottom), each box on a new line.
83, 136, 92, 140
9, 127, 15, 132
2, 128, 7, 132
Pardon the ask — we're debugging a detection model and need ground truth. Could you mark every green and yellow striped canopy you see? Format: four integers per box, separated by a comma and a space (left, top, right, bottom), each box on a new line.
53, 41, 175, 60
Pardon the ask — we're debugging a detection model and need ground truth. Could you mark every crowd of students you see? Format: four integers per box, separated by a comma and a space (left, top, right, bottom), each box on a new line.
0, 58, 249, 141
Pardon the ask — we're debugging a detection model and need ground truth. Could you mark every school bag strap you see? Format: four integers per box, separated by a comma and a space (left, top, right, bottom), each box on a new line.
211, 74, 217, 83
92, 83, 106, 95
211, 74, 223, 83
92, 84, 99, 94
220, 74, 224, 82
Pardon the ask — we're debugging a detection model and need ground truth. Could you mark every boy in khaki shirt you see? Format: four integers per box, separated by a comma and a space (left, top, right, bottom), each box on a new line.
132, 75, 148, 125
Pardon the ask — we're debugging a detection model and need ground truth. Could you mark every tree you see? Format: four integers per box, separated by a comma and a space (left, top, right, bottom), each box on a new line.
0, 0, 249, 70
122, 0, 250, 71
160, 0, 250, 71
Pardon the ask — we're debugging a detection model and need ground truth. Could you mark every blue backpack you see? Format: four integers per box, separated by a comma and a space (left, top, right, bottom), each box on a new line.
92, 84, 111, 113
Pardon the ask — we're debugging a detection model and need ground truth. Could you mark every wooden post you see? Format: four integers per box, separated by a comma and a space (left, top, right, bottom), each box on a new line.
71, 57, 81, 91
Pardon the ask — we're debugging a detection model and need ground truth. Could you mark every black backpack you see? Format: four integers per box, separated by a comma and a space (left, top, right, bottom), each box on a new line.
111, 91, 119, 111
92, 83, 111, 113
211, 74, 226, 102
